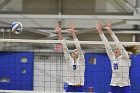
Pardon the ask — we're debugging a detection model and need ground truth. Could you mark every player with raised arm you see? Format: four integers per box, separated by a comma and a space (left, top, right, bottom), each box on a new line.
96, 21, 131, 93
55, 24, 85, 92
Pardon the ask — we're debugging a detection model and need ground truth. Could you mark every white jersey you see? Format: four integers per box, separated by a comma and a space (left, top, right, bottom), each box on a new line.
61, 39, 85, 85
110, 55, 131, 87
66, 57, 85, 85
99, 34, 131, 87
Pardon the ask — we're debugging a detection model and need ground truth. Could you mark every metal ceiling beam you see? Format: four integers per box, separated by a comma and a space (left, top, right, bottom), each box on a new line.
58, 0, 62, 14
126, 20, 140, 25
0, 20, 50, 36
0, 0, 12, 9
46, 20, 126, 40
113, 0, 130, 12
23, 27, 50, 36
83, 29, 140, 34
0, 14, 140, 20
113, 0, 136, 12
136, 0, 140, 8
36, 29, 140, 34
122, 0, 138, 13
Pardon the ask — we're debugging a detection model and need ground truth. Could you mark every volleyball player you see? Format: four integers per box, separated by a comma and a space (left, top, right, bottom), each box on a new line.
96, 22, 131, 93
55, 24, 85, 92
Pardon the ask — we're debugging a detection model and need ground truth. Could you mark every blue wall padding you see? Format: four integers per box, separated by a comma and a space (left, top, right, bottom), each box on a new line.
84, 53, 112, 93
0, 52, 34, 90
84, 53, 140, 93
130, 54, 140, 93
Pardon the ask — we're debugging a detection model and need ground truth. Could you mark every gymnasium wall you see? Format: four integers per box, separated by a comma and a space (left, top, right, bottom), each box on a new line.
0, 51, 140, 93
77, 33, 133, 42
0, 0, 136, 14
34, 55, 67, 91
0, 52, 34, 90
0, 0, 22, 11
84, 53, 140, 93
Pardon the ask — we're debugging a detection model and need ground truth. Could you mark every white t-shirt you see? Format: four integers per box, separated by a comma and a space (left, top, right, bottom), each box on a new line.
66, 57, 85, 85
110, 55, 131, 87
61, 39, 85, 86
99, 34, 131, 87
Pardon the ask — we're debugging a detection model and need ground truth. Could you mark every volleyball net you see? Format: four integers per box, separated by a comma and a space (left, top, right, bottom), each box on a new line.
0, 39, 140, 93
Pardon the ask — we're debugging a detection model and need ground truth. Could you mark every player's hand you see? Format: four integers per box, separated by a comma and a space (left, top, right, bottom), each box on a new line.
68, 24, 75, 34
55, 23, 62, 33
96, 22, 102, 31
104, 20, 112, 30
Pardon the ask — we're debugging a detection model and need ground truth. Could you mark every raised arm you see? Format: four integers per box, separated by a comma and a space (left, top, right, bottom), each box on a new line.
55, 24, 71, 60
104, 21, 129, 59
67, 24, 84, 59
96, 22, 115, 58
